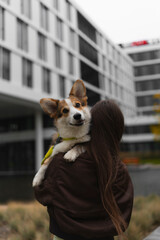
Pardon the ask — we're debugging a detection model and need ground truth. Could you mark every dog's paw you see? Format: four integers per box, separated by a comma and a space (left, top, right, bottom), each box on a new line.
64, 149, 77, 162
32, 173, 42, 187
32, 165, 48, 187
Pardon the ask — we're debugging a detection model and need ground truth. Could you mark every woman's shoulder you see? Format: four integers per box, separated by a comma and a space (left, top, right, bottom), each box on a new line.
52, 150, 95, 165
46, 150, 96, 175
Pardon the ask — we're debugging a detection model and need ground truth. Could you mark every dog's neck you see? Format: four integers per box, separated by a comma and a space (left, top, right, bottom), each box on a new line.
55, 134, 77, 145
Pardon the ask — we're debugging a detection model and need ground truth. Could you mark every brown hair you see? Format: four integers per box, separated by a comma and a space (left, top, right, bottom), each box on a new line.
86, 100, 127, 239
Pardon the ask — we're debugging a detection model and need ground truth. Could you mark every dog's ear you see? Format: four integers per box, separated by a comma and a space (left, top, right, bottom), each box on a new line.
69, 79, 88, 105
40, 98, 59, 118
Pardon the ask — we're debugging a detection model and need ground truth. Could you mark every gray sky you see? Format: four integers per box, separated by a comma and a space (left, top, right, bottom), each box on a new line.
74, 0, 160, 44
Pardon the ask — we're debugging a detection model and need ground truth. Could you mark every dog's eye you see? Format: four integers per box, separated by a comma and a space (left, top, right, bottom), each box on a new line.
75, 103, 80, 108
63, 108, 69, 113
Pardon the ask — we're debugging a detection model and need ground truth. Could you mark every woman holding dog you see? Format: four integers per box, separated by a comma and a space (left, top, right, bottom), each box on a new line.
34, 99, 133, 240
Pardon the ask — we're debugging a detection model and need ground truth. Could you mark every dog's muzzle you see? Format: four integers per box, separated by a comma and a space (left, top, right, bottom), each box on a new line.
73, 113, 81, 120
70, 113, 84, 126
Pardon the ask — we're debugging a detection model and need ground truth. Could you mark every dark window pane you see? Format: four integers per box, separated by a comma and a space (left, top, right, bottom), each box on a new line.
0, 7, 5, 40
80, 61, 99, 87
21, 0, 31, 19
22, 58, 32, 87
68, 52, 74, 75
53, 0, 59, 10
66, 0, 71, 21
0, 116, 34, 133
79, 37, 98, 65
59, 75, 65, 97
42, 67, 51, 93
136, 79, 160, 91
0, 141, 35, 172
56, 17, 63, 41
40, 3, 49, 31
135, 64, 160, 76
77, 12, 96, 43
86, 88, 100, 106
137, 95, 159, 107
38, 32, 46, 60
130, 50, 160, 62
2, 48, 10, 80
43, 114, 54, 128
55, 43, 61, 68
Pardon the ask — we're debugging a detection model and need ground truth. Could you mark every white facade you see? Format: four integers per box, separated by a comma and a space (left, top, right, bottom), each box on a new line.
0, 0, 136, 173
122, 40, 160, 153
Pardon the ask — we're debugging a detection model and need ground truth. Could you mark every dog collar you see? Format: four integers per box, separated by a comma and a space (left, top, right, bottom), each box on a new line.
41, 135, 77, 165
56, 134, 77, 143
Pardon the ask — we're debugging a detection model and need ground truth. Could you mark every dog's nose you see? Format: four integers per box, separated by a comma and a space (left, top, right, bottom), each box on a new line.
73, 113, 81, 120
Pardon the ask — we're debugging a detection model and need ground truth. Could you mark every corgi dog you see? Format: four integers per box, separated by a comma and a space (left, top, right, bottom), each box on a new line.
32, 80, 91, 187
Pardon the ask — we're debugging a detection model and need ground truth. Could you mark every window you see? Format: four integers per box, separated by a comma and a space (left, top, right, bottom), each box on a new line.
79, 37, 98, 65
106, 40, 109, 54
59, 75, 65, 97
121, 142, 160, 152
0, 47, 10, 80
0, 7, 4, 40
99, 74, 105, 90
42, 68, 51, 93
22, 58, 32, 87
109, 79, 112, 94
38, 32, 46, 60
68, 53, 74, 75
17, 19, 28, 51
56, 17, 63, 41
0, 141, 35, 172
137, 95, 156, 107
53, 0, 59, 10
97, 32, 103, 48
109, 44, 113, 57
66, 0, 71, 21
80, 61, 99, 87
124, 124, 152, 134
120, 86, 123, 100
43, 114, 54, 128
21, 0, 31, 19
55, 43, 61, 68
103, 56, 106, 71
77, 12, 96, 43
69, 28, 76, 49
115, 66, 118, 79
0, 116, 34, 133
40, 3, 49, 31
118, 52, 121, 64
115, 83, 118, 97
135, 64, 160, 76
130, 50, 160, 62
109, 61, 112, 75
86, 88, 100, 106
136, 79, 160, 92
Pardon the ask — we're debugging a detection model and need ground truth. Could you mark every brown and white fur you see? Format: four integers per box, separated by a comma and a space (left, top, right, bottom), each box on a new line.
32, 80, 91, 187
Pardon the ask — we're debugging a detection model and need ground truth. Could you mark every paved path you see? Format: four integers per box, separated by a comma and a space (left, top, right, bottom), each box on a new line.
144, 226, 160, 240
128, 165, 160, 196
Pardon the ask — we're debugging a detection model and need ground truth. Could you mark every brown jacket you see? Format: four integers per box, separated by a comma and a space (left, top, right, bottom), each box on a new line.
34, 152, 133, 240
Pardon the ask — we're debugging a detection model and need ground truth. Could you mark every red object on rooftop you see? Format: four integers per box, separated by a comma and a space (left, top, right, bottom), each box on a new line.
131, 40, 148, 46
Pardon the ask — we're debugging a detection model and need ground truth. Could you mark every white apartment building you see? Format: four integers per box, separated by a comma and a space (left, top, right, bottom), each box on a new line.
121, 40, 160, 153
0, 0, 136, 178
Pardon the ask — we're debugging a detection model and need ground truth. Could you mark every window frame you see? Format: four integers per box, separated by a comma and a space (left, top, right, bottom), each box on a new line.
22, 58, 33, 88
